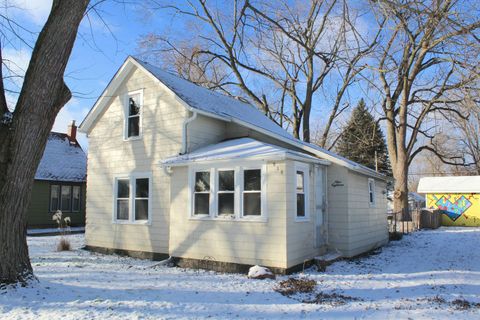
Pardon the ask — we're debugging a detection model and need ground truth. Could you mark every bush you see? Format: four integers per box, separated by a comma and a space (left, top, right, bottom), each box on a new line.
57, 238, 71, 251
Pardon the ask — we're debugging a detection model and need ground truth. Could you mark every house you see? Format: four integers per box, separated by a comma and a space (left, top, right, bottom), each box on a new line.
28, 121, 87, 228
418, 176, 480, 226
78, 56, 389, 274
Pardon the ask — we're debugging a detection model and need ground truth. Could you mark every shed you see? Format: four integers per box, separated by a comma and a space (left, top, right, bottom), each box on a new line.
418, 176, 480, 226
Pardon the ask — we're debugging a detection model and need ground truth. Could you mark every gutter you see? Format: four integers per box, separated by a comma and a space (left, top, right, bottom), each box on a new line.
180, 111, 197, 155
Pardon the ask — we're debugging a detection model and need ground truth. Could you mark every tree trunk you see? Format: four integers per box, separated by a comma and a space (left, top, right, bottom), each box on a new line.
0, 0, 89, 285
392, 155, 409, 214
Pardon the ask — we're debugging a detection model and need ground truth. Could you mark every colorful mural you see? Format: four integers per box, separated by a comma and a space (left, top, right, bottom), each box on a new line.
426, 193, 480, 226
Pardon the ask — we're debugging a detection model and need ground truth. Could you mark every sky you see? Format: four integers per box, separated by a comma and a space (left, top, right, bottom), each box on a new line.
2, 0, 171, 149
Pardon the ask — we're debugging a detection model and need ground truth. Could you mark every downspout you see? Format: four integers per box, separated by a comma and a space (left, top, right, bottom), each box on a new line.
181, 111, 197, 155
324, 165, 329, 247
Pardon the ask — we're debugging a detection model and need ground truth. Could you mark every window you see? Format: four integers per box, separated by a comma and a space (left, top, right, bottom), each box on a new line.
116, 179, 130, 220
194, 171, 210, 215
189, 165, 266, 220
296, 171, 305, 217
72, 186, 81, 212
114, 175, 151, 223
135, 178, 149, 220
50, 185, 60, 212
295, 165, 309, 220
125, 90, 142, 139
368, 178, 376, 206
217, 170, 234, 216
243, 169, 262, 216
50, 184, 81, 212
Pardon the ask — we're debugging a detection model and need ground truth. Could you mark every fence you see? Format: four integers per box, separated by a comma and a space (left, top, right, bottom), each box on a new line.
387, 208, 442, 235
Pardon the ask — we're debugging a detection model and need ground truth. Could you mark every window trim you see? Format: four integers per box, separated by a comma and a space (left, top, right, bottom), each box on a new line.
368, 178, 376, 207
215, 169, 236, 218
113, 172, 152, 225
188, 162, 267, 222
192, 170, 213, 217
294, 162, 310, 222
123, 89, 144, 141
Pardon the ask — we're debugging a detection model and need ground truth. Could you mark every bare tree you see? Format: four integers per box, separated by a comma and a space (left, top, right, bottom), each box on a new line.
140, 0, 379, 144
0, 0, 90, 285
369, 0, 480, 212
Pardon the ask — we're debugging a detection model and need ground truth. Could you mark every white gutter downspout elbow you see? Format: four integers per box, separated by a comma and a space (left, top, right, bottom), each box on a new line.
181, 111, 197, 155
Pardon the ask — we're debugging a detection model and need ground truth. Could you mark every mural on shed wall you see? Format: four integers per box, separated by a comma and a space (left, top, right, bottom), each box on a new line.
426, 193, 480, 226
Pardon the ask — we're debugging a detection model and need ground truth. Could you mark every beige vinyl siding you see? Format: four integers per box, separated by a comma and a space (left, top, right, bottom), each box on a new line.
285, 161, 327, 268
85, 67, 189, 254
169, 162, 288, 268
344, 171, 388, 257
325, 163, 350, 254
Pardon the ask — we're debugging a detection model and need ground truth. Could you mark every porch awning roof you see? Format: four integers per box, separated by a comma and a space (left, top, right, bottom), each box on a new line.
161, 138, 330, 167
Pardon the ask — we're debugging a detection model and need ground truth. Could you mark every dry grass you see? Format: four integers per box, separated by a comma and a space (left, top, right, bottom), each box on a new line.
275, 278, 317, 296
303, 292, 361, 305
57, 238, 71, 251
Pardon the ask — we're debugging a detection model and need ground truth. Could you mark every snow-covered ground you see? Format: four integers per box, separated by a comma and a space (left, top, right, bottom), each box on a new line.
1, 228, 480, 319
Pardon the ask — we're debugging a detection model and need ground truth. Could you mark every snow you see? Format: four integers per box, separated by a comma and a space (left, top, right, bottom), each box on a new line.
35, 132, 87, 182
248, 265, 275, 279
133, 58, 382, 178
418, 176, 480, 193
1, 227, 480, 319
162, 138, 324, 165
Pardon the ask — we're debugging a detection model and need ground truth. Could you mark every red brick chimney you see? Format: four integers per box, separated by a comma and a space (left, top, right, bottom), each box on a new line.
67, 120, 77, 142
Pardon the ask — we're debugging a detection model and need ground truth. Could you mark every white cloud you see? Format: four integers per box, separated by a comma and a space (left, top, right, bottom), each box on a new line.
9, 0, 52, 25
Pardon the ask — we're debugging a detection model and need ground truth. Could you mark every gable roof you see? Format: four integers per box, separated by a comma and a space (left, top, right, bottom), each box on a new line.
80, 56, 387, 180
418, 176, 480, 193
162, 137, 330, 166
35, 132, 87, 182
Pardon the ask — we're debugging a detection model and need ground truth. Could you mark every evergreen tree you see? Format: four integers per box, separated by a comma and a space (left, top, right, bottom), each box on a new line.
336, 99, 392, 176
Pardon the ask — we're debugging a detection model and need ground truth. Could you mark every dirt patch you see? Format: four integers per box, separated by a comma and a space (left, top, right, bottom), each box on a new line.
275, 278, 316, 296
425, 296, 480, 310
303, 292, 362, 306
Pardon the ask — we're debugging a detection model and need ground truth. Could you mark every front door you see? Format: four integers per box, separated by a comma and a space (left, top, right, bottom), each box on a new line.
314, 165, 326, 248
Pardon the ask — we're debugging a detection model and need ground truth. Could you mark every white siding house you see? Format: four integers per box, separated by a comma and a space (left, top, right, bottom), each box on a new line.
79, 56, 389, 273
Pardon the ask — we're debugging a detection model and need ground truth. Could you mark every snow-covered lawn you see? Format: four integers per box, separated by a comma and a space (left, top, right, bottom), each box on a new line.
1, 228, 480, 319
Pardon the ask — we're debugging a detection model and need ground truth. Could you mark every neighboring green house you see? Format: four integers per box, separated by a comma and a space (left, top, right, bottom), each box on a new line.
27, 121, 87, 228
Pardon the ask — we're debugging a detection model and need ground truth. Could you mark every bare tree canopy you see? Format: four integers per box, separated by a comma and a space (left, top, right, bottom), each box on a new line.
139, 0, 379, 145
368, 0, 480, 211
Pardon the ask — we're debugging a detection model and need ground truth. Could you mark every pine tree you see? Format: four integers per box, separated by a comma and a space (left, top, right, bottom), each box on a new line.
336, 99, 392, 176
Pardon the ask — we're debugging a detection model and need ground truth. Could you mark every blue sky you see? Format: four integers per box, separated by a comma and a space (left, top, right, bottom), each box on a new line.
3, 1, 169, 149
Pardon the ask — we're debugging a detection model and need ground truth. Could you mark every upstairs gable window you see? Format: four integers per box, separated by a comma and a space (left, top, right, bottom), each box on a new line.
124, 90, 143, 139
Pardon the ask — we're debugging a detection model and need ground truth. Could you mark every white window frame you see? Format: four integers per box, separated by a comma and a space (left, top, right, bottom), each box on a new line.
188, 162, 267, 222
123, 89, 144, 141
368, 178, 376, 207
113, 172, 152, 224
240, 165, 267, 221
294, 162, 310, 222
192, 170, 213, 218
215, 169, 236, 218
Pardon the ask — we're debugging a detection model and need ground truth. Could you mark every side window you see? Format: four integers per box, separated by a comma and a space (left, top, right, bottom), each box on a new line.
72, 186, 81, 212
116, 179, 130, 220
50, 185, 60, 212
242, 169, 262, 216
61, 186, 72, 212
217, 170, 235, 216
194, 171, 210, 215
125, 91, 142, 139
368, 179, 376, 206
134, 178, 149, 221
296, 171, 306, 217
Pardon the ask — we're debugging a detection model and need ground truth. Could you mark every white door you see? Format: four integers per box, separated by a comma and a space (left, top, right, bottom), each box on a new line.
314, 165, 326, 248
